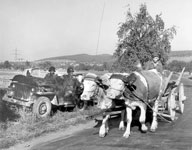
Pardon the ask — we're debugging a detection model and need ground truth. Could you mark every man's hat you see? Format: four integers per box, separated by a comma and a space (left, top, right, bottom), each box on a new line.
49, 66, 56, 72
67, 66, 74, 73
152, 52, 160, 58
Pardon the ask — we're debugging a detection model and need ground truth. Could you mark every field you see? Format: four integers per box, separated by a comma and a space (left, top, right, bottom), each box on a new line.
0, 70, 23, 88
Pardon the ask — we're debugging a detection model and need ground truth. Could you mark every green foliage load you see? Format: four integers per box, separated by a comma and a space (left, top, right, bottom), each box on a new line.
114, 4, 176, 72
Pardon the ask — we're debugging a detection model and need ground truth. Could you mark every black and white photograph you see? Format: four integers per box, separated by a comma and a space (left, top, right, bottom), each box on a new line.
0, 0, 192, 149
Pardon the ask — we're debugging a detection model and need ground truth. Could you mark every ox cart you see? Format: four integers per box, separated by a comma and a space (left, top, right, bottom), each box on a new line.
156, 68, 186, 121
84, 69, 186, 138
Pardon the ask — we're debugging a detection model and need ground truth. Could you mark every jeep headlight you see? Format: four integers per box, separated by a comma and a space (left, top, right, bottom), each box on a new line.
31, 88, 35, 92
8, 91, 14, 97
12, 84, 15, 88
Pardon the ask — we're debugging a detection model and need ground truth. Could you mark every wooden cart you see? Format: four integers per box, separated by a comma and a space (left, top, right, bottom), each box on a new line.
158, 67, 186, 121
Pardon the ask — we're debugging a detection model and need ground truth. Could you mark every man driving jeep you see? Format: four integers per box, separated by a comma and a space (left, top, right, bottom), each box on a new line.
44, 66, 58, 85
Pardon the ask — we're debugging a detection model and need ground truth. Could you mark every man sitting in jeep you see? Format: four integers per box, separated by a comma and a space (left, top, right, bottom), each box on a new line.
44, 66, 58, 85
62, 66, 82, 96
56, 66, 82, 105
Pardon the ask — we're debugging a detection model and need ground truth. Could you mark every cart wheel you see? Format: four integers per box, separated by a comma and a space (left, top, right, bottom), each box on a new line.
178, 83, 186, 114
167, 91, 176, 121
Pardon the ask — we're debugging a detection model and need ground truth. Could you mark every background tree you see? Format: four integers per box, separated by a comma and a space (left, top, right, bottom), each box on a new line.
3, 61, 12, 69
103, 62, 112, 71
76, 63, 91, 71
114, 4, 176, 72
165, 60, 186, 72
186, 61, 192, 75
25, 61, 31, 68
38, 61, 52, 70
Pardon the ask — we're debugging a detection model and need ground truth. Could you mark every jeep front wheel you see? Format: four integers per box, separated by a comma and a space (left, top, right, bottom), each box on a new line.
33, 96, 52, 118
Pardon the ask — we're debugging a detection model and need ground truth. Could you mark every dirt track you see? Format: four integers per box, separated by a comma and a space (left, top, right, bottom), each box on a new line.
8, 78, 192, 150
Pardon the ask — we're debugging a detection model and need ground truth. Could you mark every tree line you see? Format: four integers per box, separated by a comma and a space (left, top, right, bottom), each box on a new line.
0, 60, 112, 72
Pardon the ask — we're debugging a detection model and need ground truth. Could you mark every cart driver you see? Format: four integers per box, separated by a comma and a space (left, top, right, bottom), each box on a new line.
145, 53, 163, 74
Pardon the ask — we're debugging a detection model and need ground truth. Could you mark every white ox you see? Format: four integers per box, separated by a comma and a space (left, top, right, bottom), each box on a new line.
106, 70, 163, 138
81, 73, 111, 101
80, 73, 127, 137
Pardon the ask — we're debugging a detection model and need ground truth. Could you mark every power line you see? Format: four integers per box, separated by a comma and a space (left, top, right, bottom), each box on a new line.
96, 1, 105, 56
14, 48, 18, 61
12, 48, 20, 62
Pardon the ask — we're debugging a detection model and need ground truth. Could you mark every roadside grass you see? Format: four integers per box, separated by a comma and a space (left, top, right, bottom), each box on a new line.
0, 106, 101, 149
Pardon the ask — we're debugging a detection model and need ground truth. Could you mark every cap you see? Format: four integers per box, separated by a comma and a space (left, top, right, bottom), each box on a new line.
67, 66, 74, 73
49, 66, 56, 72
152, 52, 160, 58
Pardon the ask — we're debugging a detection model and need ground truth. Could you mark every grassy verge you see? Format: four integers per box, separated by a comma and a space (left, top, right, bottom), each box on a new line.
0, 106, 101, 149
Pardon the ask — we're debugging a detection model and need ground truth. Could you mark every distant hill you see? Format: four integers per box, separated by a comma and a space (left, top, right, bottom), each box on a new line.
169, 50, 192, 62
170, 50, 192, 57
38, 50, 192, 64
39, 54, 115, 64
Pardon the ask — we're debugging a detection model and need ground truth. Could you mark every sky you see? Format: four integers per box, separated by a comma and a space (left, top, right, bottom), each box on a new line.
0, 0, 192, 61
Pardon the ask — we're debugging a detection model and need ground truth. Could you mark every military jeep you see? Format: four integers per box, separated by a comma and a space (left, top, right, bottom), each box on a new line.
2, 74, 84, 118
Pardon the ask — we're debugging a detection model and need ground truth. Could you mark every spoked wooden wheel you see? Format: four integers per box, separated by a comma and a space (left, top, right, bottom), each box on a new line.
167, 91, 176, 121
178, 83, 186, 114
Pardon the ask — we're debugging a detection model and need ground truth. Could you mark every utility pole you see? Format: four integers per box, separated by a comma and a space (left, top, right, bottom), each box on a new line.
13, 48, 19, 62
96, 1, 105, 56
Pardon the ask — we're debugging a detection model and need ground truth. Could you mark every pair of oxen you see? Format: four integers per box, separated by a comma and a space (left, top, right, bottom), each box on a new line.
80, 69, 163, 138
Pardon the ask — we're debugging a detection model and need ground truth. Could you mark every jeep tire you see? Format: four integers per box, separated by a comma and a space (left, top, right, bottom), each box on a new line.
33, 96, 52, 118
76, 100, 87, 111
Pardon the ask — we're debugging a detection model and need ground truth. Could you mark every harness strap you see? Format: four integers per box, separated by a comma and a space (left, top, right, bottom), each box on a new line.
92, 86, 101, 99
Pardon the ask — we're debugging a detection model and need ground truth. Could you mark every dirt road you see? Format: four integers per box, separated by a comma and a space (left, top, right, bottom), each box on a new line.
20, 78, 192, 150
29, 78, 192, 150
